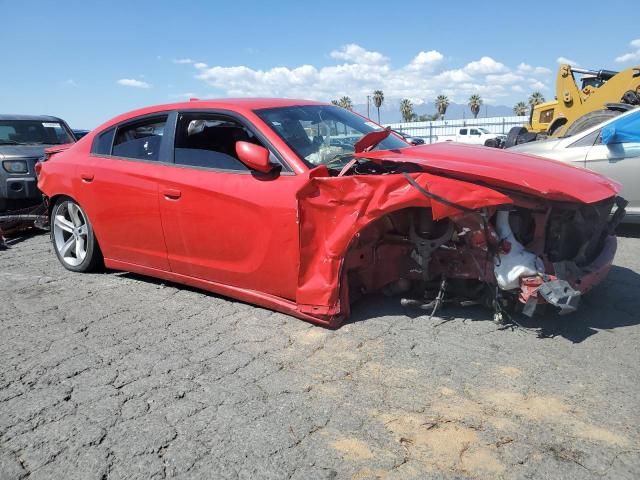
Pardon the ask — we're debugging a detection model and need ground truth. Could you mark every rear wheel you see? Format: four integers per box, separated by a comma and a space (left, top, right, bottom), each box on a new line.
51, 198, 102, 272
565, 109, 620, 136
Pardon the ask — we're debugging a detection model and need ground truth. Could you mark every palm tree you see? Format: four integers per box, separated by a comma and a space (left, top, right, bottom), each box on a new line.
513, 101, 528, 116
435, 95, 450, 119
330, 99, 340, 106
528, 92, 545, 107
338, 96, 353, 110
468, 94, 483, 119
400, 99, 414, 122
372, 90, 384, 123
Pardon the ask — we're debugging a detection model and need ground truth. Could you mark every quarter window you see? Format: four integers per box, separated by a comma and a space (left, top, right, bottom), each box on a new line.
173, 113, 263, 171
112, 116, 167, 161
91, 127, 115, 155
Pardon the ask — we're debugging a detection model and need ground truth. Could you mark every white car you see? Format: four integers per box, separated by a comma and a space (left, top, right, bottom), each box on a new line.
509, 107, 640, 223
452, 127, 503, 146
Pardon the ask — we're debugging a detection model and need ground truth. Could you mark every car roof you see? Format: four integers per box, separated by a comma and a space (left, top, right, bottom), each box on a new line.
92, 98, 331, 134
186, 98, 327, 109
0, 114, 66, 122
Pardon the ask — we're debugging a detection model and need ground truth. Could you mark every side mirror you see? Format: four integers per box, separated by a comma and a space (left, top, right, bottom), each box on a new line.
236, 141, 274, 173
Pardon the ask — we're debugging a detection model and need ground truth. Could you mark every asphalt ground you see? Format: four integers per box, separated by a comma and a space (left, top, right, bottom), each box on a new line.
1, 230, 639, 479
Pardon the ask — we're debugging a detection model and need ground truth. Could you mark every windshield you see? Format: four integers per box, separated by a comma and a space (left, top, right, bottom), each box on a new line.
478, 127, 491, 134
0, 120, 74, 145
254, 105, 408, 167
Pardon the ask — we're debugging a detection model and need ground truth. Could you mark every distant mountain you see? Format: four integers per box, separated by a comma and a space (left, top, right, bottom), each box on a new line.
352, 99, 516, 123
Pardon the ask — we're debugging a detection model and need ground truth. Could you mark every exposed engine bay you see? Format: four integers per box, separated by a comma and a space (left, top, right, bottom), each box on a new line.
330, 158, 626, 322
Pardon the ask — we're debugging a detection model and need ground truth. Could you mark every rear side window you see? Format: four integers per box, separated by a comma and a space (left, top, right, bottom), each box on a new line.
112, 116, 167, 161
92, 128, 115, 155
173, 113, 256, 171
460, 128, 467, 135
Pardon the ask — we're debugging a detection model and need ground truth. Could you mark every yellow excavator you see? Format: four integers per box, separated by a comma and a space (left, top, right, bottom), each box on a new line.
505, 64, 640, 147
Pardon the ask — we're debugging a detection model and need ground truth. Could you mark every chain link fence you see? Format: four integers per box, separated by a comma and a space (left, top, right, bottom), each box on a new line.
385, 116, 528, 143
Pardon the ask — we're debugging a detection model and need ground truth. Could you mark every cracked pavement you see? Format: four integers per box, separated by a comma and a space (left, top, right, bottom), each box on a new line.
1, 232, 639, 479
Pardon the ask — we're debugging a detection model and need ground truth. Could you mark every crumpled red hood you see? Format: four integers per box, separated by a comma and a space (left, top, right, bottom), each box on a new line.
356, 142, 621, 203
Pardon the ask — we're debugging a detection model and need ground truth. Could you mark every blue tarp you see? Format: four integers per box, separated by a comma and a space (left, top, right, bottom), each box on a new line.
602, 109, 640, 145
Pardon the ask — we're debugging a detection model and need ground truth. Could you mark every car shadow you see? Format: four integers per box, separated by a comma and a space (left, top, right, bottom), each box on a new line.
0, 228, 45, 250
347, 265, 640, 343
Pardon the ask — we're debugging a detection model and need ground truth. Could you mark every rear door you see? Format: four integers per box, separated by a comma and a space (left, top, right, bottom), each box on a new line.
75, 113, 174, 270
156, 111, 302, 300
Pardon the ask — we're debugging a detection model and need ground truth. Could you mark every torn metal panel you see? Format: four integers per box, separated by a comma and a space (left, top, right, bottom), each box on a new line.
295, 171, 512, 312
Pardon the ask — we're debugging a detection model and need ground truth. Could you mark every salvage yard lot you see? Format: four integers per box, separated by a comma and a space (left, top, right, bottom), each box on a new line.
1, 232, 639, 480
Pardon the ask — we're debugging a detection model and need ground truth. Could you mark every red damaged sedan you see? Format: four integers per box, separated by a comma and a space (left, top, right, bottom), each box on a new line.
37, 99, 626, 327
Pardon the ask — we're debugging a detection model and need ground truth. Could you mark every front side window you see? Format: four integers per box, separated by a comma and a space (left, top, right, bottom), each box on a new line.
173, 113, 267, 171
0, 120, 74, 145
470, 129, 480, 135
254, 105, 408, 167
112, 116, 167, 161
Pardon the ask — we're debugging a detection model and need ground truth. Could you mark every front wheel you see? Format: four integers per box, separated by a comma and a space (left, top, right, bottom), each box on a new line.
51, 198, 102, 272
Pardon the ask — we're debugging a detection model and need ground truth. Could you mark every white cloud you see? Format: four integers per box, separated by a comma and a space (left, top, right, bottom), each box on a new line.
486, 73, 524, 85
463, 56, 507, 75
517, 63, 551, 75
529, 80, 548, 91
407, 50, 444, 71
615, 38, 640, 63
173, 58, 194, 64
117, 78, 151, 88
192, 44, 551, 105
434, 69, 472, 83
557, 56, 579, 66
615, 52, 640, 63
330, 44, 388, 65
62, 79, 78, 87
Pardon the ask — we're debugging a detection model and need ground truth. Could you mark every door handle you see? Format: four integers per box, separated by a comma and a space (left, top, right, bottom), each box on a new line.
163, 188, 181, 200
80, 172, 94, 182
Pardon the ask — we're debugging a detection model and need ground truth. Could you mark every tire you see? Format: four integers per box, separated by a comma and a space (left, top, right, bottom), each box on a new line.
505, 126, 528, 148
50, 197, 102, 272
565, 109, 620, 136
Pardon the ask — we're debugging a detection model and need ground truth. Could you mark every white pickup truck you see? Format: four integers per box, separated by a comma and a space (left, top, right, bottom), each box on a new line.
453, 127, 504, 146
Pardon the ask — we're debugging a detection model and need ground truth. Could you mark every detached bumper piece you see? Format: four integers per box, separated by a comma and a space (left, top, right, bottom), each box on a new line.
537, 279, 581, 315
520, 275, 581, 317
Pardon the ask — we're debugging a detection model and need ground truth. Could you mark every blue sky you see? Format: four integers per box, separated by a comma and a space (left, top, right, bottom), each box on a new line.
1, 0, 639, 128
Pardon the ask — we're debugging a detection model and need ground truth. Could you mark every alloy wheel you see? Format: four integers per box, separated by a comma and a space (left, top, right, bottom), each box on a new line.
52, 200, 89, 267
